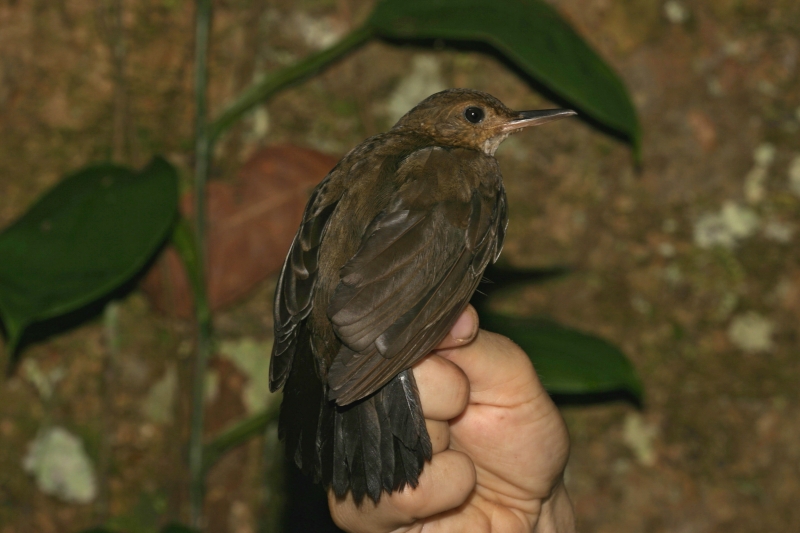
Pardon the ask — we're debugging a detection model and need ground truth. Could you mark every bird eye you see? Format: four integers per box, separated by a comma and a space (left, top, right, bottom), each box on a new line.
464, 106, 485, 124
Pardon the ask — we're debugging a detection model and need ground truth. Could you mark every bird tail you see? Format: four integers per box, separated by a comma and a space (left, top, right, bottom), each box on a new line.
278, 328, 432, 504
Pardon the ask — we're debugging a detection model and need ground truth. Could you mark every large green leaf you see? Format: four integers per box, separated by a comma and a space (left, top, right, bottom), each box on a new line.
480, 312, 642, 400
0, 157, 179, 355
369, 0, 640, 154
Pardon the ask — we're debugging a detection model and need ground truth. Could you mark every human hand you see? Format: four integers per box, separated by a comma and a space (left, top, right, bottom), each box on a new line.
329, 305, 576, 533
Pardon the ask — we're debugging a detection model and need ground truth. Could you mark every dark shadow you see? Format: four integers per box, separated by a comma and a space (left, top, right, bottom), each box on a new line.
471, 263, 572, 310
283, 459, 344, 533
482, 263, 571, 289
551, 389, 643, 409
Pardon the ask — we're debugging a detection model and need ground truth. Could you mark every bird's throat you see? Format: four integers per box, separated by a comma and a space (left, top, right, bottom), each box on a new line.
482, 132, 511, 156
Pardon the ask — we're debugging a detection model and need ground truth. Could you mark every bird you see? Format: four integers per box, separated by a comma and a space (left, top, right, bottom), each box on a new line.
269, 88, 575, 504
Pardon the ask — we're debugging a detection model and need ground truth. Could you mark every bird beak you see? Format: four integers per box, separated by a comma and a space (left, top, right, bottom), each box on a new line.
503, 109, 577, 132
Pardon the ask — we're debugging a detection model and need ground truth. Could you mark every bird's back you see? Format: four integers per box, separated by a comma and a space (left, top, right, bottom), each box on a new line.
311, 136, 505, 380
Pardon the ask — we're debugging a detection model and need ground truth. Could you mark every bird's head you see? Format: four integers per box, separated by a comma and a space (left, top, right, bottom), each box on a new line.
392, 88, 576, 155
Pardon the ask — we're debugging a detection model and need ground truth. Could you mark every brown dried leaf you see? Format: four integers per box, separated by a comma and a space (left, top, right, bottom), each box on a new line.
141, 144, 337, 318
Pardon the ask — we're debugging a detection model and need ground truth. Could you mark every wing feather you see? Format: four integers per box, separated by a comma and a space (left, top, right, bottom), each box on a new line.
269, 181, 341, 391
327, 148, 506, 404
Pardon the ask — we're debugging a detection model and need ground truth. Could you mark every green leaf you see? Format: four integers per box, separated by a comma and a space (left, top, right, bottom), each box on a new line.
0, 157, 179, 355
368, 0, 641, 154
479, 312, 643, 400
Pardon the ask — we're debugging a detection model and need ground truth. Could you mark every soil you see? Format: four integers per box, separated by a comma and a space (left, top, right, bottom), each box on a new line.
1, 0, 799, 532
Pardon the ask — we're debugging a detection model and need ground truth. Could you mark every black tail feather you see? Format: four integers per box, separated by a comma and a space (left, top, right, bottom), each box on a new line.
279, 331, 432, 503
374, 396, 397, 493
317, 391, 335, 485
278, 326, 325, 476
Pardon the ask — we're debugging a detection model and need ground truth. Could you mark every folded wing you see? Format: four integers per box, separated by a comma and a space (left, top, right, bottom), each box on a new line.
327, 147, 507, 405
269, 178, 341, 392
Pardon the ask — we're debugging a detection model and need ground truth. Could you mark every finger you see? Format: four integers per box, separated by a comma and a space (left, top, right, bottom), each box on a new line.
433, 305, 479, 350
437, 329, 546, 407
421, 493, 536, 533
440, 330, 570, 499
418, 495, 491, 533
413, 355, 470, 421
329, 450, 476, 533
426, 419, 450, 454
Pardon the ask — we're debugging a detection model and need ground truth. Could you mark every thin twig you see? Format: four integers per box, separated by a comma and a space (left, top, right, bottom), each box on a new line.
96, 301, 120, 525
201, 405, 279, 474
188, 0, 213, 528
208, 24, 373, 143
109, 0, 128, 162
93, 3, 127, 522
95, 0, 129, 162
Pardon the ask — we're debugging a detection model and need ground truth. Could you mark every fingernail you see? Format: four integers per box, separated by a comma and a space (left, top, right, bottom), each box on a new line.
451, 308, 476, 342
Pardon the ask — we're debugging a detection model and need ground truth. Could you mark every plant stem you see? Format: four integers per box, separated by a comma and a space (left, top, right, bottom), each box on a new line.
208, 24, 374, 142
189, 0, 213, 528
201, 404, 279, 474
185, 15, 373, 529
95, 301, 120, 525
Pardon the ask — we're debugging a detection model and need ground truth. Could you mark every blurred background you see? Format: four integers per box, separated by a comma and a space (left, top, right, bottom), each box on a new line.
1, 0, 800, 532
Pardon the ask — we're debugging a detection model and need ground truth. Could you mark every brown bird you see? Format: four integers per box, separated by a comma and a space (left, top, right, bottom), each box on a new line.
269, 88, 575, 503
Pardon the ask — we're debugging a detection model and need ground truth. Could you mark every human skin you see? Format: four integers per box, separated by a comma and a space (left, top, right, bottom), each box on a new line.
329, 305, 576, 533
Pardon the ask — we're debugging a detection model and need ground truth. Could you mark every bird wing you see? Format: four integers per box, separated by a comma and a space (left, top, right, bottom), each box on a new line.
269, 174, 341, 392
327, 147, 507, 405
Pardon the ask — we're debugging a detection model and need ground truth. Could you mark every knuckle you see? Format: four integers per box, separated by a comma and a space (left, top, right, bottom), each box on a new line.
444, 359, 470, 412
